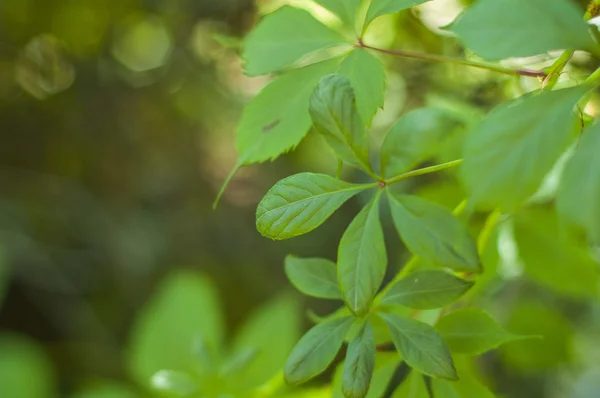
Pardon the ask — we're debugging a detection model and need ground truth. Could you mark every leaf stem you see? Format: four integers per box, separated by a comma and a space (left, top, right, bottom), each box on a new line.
358, 41, 547, 78
383, 159, 463, 186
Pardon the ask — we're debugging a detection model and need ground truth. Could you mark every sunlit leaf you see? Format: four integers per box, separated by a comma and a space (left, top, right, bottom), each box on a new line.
448, 0, 595, 60
392, 371, 429, 398
284, 316, 354, 385
343, 322, 376, 398
436, 309, 524, 355
338, 193, 387, 316
315, 0, 362, 30
461, 87, 586, 211
285, 256, 341, 299
387, 193, 479, 272
256, 173, 369, 240
380, 313, 457, 380
383, 270, 474, 309
150, 370, 197, 396
242, 6, 347, 76
365, 0, 431, 28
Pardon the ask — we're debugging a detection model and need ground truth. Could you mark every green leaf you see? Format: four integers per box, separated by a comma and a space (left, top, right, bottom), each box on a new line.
380, 313, 457, 380
220, 348, 260, 378
343, 322, 376, 398
461, 87, 586, 211
233, 294, 301, 387
150, 370, 197, 396
447, 0, 595, 61
242, 6, 347, 76
392, 371, 429, 398
338, 49, 386, 126
310, 74, 372, 173
72, 382, 138, 398
127, 271, 224, 387
333, 353, 401, 398
315, 0, 362, 30
436, 309, 523, 355
285, 255, 341, 299
380, 108, 460, 178
338, 193, 387, 316
558, 122, 600, 243
382, 270, 474, 309
284, 316, 354, 385
430, 356, 495, 398
0, 333, 56, 398
236, 58, 340, 165
513, 206, 599, 298
256, 172, 369, 240
365, 0, 430, 27
387, 193, 479, 272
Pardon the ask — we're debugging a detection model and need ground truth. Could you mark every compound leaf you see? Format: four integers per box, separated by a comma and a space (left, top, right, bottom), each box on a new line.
285, 256, 341, 299
315, 0, 362, 30
366, 0, 431, 27
343, 322, 376, 398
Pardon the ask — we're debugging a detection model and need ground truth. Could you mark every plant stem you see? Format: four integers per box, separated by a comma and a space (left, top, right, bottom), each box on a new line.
383, 159, 463, 186
358, 41, 547, 78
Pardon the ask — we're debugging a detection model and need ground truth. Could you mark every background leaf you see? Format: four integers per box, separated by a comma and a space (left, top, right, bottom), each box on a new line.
315, 0, 362, 30
380, 313, 457, 380
558, 122, 600, 243
284, 316, 354, 385
380, 108, 460, 178
150, 370, 197, 396
448, 0, 595, 60
310, 74, 372, 173
236, 58, 340, 165
365, 0, 431, 28
392, 371, 429, 398
71, 382, 138, 398
387, 193, 479, 272
338, 193, 387, 316
256, 173, 368, 240
127, 271, 224, 387
338, 49, 386, 126
285, 255, 341, 299
436, 309, 523, 355
383, 270, 474, 309
242, 6, 347, 76
461, 87, 586, 211
343, 322, 376, 398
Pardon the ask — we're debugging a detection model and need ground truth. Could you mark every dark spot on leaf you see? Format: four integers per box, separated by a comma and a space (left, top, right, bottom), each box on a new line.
262, 120, 280, 132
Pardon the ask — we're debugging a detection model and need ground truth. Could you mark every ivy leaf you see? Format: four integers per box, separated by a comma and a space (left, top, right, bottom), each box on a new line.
338, 48, 386, 126
343, 322, 376, 398
387, 193, 480, 272
315, 0, 362, 30
558, 122, 600, 243
310, 74, 373, 173
380, 108, 460, 178
447, 0, 595, 61
436, 309, 524, 355
236, 58, 340, 166
242, 6, 347, 76
461, 87, 586, 211
338, 193, 387, 316
256, 173, 369, 240
284, 316, 354, 385
382, 270, 474, 309
513, 206, 599, 298
284, 256, 341, 299
380, 313, 457, 380
392, 371, 429, 398
365, 0, 431, 28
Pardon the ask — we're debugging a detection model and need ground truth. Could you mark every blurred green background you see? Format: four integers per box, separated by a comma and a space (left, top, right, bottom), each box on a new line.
1, 0, 599, 397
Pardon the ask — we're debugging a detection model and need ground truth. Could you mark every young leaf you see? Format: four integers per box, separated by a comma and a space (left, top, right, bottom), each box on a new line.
256, 173, 369, 240
558, 122, 600, 243
315, 0, 362, 30
285, 255, 341, 299
365, 0, 430, 28
343, 322, 376, 398
284, 316, 354, 385
387, 193, 480, 272
242, 6, 347, 76
380, 313, 457, 380
150, 370, 197, 396
338, 193, 387, 316
382, 270, 474, 309
392, 371, 429, 398
236, 58, 340, 166
380, 108, 459, 178
310, 74, 373, 173
436, 309, 523, 355
461, 87, 586, 211
338, 48, 386, 126
448, 0, 595, 61
513, 207, 599, 298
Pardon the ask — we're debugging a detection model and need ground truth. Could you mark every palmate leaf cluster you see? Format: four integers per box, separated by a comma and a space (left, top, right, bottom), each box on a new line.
213, 0, 600, 397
